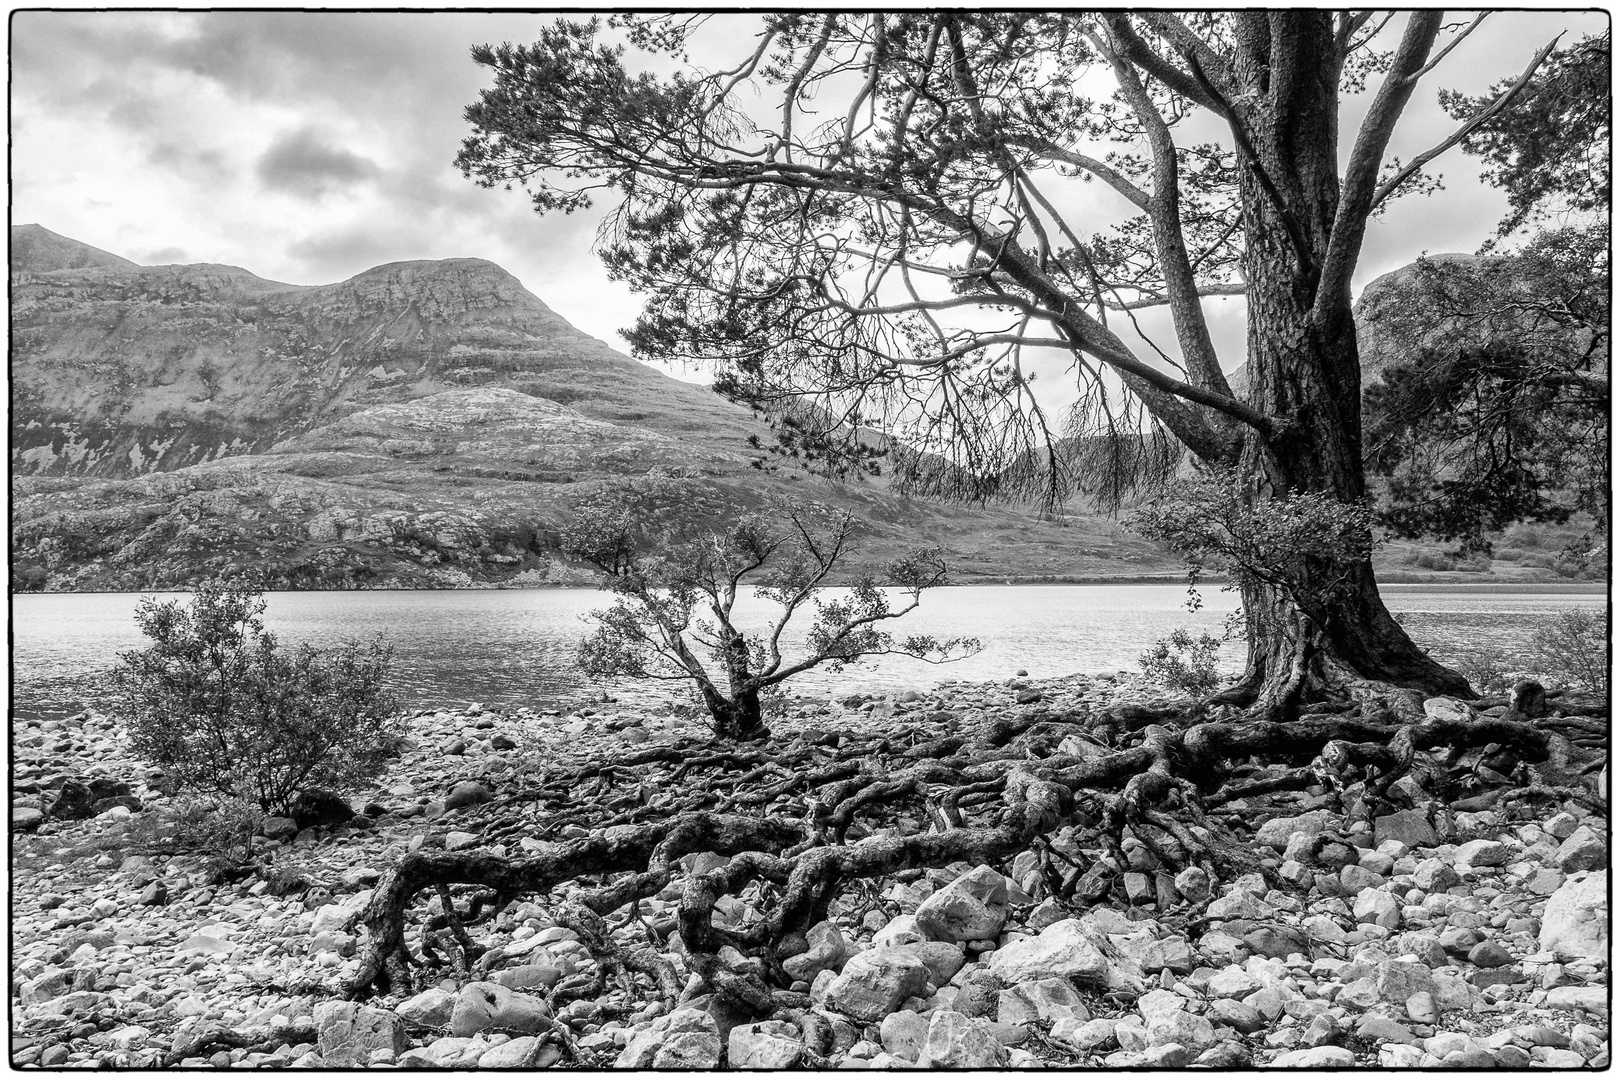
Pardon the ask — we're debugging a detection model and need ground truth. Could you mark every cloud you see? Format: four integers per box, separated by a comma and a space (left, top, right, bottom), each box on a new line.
146, 139, 234, 183
256, 127, 378, 199
138, 246, 189, 264
286, 226, 411, 282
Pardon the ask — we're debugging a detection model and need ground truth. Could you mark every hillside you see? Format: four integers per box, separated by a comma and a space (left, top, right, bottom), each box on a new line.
10, 228, 1181, 590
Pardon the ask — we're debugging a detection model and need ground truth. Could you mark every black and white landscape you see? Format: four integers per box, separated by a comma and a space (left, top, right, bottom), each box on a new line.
10, 11, 1610, 1071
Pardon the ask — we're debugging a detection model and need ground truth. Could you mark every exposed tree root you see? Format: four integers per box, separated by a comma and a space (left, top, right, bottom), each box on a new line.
346, 678, 1601, 1024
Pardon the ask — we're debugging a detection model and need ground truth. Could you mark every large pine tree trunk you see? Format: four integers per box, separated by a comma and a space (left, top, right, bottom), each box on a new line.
1217, 17, 1471, 714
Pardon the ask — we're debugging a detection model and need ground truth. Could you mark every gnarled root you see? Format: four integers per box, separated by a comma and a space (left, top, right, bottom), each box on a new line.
345, 678, 1595, 1010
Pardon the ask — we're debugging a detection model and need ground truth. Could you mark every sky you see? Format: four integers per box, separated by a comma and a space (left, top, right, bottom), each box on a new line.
11, 9, 1607, 389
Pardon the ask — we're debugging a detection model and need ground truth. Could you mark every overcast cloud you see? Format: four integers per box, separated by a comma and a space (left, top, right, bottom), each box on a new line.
11, 9, 1606, 386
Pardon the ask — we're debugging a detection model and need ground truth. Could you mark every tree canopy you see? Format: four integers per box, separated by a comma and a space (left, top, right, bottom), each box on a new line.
1364, 29, 1609, 558
456, 12, 1569, 707
457, 14, 1557, 502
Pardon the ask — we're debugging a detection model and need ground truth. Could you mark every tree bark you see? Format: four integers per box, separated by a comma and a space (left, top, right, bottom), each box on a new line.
1213, 12, 1471, 714
701, 684, 769, 741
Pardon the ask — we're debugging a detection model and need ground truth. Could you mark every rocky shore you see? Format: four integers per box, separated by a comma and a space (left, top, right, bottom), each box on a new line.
10, 671, 1610, 1069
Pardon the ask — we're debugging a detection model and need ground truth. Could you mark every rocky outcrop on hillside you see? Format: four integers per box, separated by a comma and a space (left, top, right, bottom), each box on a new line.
10, 227, 1183, 591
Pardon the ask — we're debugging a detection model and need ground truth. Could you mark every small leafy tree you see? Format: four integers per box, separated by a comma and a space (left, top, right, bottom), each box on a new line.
110, 583, 404, 816
1130, 471, 1381, 712
1527, 608, 1609, 694
574, 501, 978, 740
1140, 627, 1230, 697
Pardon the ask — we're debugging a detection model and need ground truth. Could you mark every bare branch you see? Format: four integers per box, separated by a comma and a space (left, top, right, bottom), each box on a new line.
1104, 282, 1248, 310
1369, 34, 1563, 214
1315, 11, 1445, 317
1101, 14, 1221, 111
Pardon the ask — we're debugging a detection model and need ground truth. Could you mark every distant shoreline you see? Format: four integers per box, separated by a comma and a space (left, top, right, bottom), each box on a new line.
13, 578, 1607, 596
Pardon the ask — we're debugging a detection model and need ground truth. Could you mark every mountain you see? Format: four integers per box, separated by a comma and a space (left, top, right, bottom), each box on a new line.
10, 224, 138, 276
11, 228, 1181, 590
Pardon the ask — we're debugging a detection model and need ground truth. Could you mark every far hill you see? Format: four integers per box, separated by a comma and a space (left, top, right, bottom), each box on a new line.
10, 229, 1183, 590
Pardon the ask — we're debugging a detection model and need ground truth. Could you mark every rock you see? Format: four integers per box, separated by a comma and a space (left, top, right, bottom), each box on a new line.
871, 914, 925, 948
13, 806, 45, 831
1243, 925, 1309, 961
289, 788, 353, 830
1453, 839, 1509, 869
1255, 810, 1336, 852
1144, 1008, 1216, 1054
727, 1021, 802, 1068
953, 968, 1002, 1019
1197, 1041, 1253, 1068
1554, 825, 1606, 872
1174, 866, 1211, 904
449, 981, 551, 1037
47, 780, 97, 820
400, 1035, 488, 1068
1376, 960, 1438, 1004
313, 1002, 406, 1068
1142, 1042, 1194, 1067
1353, 888, 1401, 929
1300, 1012, 1340, 1048
1467, 940, 1513, 968
783, 921, 852, 983
914, 865, 1009, 943
1052, 1016, 1116, 1052
997, 977, 1091, 1028
1206, 891, 1274, 920
260, 816, 300, 842
1375, 809, 1438, 848
177, 933, 234, 955
1116, 932, 1195, 974
1423, 696, 1474, 723
444, 830, 481, 851
1545, 986, 1608, 1017
917, 1010, 1009, 1068
493, 963, 563, 991
819, 947, 931, 1021
1538, 871, 1607, 960
1405, 992, 1439, 1024
310, 904, 354, 934
1015, 689, 1043, 704
895, 940, 966, 986
1543, 811, 1580, 840
987, 919, 1110, 986
395, 987, 456, 1027
1412, 859, 1460, 892
879, 1010, 930, 1062
479, 1036, 559, 1068
616, 1009, 721, 1069
1209, 998, 1266, 1034
1533, 1046, 1590, 1068
444, 780, 494, 810
138, 880, 168, 907
1269, 1045, 1355, 1067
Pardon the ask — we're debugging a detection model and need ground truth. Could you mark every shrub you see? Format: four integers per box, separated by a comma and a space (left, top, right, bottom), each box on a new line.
110, 583, 404, 816
1527, 608, 1609, 693
1441, 644, 1519, 696
1140, 628, 1228, 696
575, 498, 977, 740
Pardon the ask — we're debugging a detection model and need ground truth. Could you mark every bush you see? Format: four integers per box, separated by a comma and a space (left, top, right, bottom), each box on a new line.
575, 498, 977, 740
1528, 608, 1608, 693
1441, 644, 1519, 696
1140, 628, 1227, 696
110, 583, 404, 816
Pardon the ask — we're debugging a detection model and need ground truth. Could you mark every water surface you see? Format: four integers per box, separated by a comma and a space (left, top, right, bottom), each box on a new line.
11, 584, 1605, 721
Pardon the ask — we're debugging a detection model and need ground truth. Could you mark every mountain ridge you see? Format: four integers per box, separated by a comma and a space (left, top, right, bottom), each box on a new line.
11, 228, 1184, 590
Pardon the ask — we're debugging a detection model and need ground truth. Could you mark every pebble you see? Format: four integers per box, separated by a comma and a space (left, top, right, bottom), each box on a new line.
10, 684, 1609, 1069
